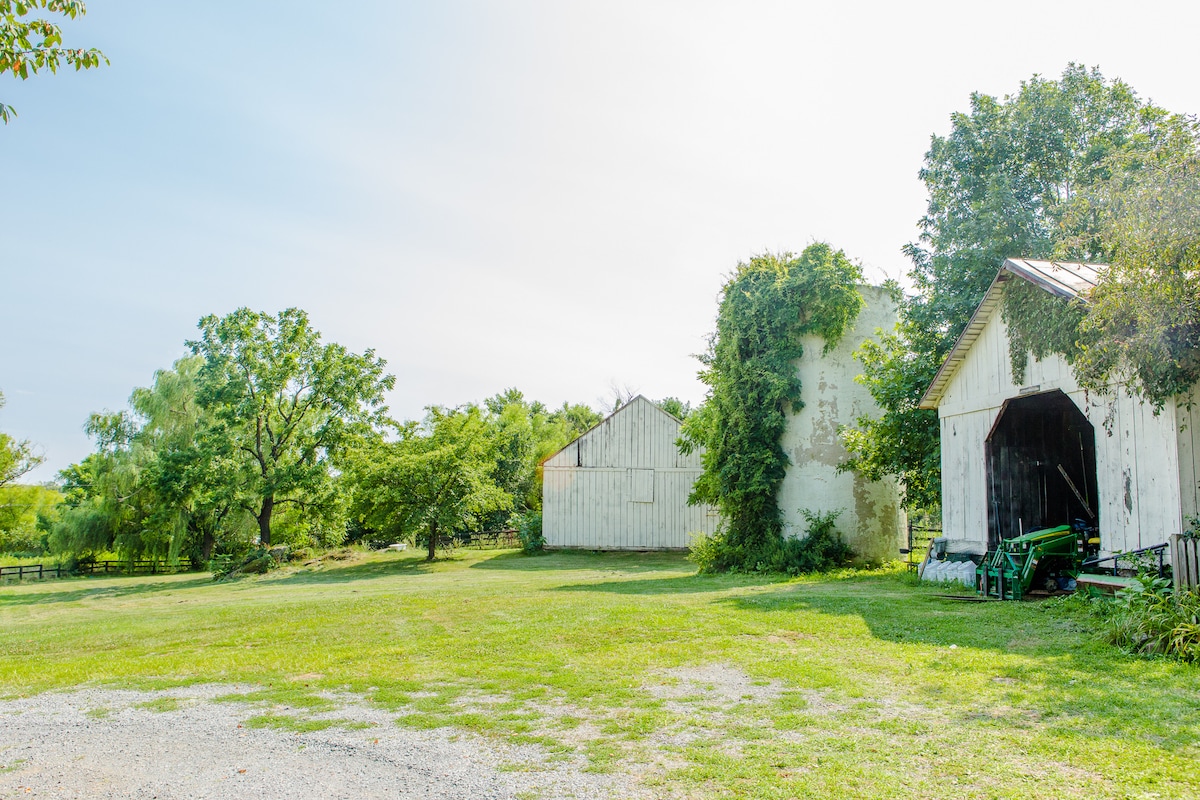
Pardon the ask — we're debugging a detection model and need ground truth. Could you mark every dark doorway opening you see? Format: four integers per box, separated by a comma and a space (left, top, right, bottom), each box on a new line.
985, 390, 1098, 549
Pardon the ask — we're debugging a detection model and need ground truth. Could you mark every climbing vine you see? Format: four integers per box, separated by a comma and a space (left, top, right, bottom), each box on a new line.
680, 243, 863, 572
1001, 279, 1088, 385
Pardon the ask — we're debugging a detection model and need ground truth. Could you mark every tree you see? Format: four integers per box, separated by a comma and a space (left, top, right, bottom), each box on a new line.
1, 0, 107, 123
0, 390, 43, 489
349, 406, 511, 561
1067, 119, 1200, 406
841, 65, 1174, 510
681, 243, 863, 568
188, 308, 394, 547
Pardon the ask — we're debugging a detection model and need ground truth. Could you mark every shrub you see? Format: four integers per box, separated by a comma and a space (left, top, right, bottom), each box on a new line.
689, 509, 854, 576
514, 511, 544, 554
1102, 576, 1200, 662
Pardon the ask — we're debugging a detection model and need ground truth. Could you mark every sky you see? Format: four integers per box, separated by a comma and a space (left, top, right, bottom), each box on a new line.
4, 0, 1200, 482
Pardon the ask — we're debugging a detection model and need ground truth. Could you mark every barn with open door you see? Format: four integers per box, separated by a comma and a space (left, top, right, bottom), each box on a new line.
920, 259, 1200, 557
985, 390, 1099, 549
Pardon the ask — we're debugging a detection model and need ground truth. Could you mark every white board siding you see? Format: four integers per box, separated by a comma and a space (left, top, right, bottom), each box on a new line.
938, 310, 1188, 554
542, 396, 718, 550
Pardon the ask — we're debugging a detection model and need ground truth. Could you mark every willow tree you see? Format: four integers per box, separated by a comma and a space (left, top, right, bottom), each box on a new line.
189, 308, 394, 547
681, 243, 863, 570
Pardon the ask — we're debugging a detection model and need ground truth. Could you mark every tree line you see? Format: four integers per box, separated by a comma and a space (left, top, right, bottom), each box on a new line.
1, 308, 607, 564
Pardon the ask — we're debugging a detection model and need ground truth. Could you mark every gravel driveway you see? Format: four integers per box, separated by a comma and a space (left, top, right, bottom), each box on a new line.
0, 686, 648, 799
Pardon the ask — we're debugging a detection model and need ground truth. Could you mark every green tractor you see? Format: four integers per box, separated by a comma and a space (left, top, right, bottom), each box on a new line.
977, 521, 1100, 600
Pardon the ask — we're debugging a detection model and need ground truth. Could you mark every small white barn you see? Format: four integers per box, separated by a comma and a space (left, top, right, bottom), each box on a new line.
541, 395, 718, 550
920, 258, 1200, 556
779, 284, 907, 562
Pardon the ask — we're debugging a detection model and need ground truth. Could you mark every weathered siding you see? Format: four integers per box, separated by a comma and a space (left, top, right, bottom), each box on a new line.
1177, 396, 1200, 525
778, 285, 905, 563
542, 396, 717, 550
938, 310, 1188, 554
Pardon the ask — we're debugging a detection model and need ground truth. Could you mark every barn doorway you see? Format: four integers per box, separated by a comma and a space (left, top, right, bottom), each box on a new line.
985, 390, 1098, 549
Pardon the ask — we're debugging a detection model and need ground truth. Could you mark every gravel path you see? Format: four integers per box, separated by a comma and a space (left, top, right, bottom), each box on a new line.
0, 686, 648, 799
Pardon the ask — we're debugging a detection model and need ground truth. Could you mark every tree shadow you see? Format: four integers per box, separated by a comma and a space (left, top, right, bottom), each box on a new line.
268, 554, 434, 585
552, 572, 784, 595
713, 574, 1200, 751
469, 550, 693, 573
0, 573, 213, 607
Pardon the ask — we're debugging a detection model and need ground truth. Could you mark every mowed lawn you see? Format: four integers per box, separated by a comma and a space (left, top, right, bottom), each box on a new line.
2, 549, 1198, 799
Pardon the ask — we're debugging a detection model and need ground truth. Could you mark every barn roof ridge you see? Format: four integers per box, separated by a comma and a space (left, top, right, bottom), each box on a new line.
918, 259, 1106, 410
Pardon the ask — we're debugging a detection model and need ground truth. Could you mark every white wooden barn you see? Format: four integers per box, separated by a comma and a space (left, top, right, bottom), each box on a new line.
541, 395, 719, 550
778, 284, 906, 562
920, 258, 1200, 556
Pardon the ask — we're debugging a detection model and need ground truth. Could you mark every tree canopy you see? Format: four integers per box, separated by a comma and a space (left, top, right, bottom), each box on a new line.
1, 0, 107, 123
0, 390, 42, 489
842, 65, 1179, 511
187, 308, 394, 547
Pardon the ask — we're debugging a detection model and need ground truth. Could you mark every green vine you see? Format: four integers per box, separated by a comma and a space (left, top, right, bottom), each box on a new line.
680, 243, 863, 571
1001, 279, 1088, 384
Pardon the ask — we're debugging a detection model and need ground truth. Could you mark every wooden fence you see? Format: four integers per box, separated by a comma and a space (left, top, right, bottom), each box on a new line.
1171, 534, 1200, 590
0, 558, 196, 583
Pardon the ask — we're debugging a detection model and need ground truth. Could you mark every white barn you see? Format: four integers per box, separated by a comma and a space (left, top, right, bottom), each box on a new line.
541, 396, 718, 550
920, 258, 1200, 556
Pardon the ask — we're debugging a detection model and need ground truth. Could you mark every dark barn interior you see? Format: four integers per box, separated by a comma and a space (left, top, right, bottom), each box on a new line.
985, 390, 1099, 548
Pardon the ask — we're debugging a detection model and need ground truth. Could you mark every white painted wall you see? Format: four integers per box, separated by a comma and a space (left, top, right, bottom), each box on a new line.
542, 395, 718, 550
778, 285, 906, 563
938, 308, 1195, 554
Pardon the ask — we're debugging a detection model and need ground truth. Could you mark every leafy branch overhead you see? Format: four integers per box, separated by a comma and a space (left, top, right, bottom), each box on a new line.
1, 0, 107, 123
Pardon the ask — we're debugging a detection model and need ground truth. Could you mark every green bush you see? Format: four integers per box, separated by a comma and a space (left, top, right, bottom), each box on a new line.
689, 509, 854, 576
1102, 576, 1200, 662
514, 511, 544, 554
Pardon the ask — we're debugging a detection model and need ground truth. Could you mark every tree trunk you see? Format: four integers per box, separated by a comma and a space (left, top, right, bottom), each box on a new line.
257, 495, 274, 547
426, 520, 437, 561
201, 529, 215, 561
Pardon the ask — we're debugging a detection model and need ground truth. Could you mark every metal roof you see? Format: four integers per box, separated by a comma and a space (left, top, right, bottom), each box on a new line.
918, 259, 1104, 410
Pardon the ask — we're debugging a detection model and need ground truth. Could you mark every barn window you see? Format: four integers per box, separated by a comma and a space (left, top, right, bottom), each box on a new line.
627, 469, 654, 503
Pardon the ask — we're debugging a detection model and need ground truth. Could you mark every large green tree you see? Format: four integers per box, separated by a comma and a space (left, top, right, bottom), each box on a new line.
841, 65, 1174, 511
1, 0, 107, 123
681, 243, 863, 566
188, 308, 394, 547
349, 405, 512, 561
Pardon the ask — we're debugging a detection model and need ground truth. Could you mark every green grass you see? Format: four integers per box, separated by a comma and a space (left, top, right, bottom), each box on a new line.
2, 548, 1199, 798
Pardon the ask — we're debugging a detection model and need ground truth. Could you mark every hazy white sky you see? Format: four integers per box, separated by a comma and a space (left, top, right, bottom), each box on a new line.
4, 0, 1200, 481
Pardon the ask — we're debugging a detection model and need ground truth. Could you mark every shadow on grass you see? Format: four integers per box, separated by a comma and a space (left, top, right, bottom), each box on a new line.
552, 573, 783, 595
0, 574, 214, 607
469, 550, 694, 574
714, 573, 1200, 749
269, 555, 435, 585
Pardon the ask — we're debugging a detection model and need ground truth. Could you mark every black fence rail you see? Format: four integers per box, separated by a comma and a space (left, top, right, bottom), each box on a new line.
903, 518, 942, 571
0, 563, 70, 581
1, 558, 197, 582
446, 529, 520, 550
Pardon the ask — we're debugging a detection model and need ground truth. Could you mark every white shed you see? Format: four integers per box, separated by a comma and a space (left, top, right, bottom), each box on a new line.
920, 258, 1200, 556
542, 395, 718, 550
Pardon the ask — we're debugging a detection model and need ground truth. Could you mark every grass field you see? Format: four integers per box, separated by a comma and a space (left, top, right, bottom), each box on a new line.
2, 548, 1198, 798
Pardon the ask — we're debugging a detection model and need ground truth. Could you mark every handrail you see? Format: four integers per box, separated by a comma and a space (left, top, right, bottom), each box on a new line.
1081, 542, 1169, 577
